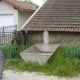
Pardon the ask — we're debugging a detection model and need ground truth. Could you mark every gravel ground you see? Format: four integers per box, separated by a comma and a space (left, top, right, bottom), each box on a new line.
1, 70, 80, 80
1, 70, 67, 80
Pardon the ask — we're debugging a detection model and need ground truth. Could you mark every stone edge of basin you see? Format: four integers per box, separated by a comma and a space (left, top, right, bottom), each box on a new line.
35, 43, 60, 53
20, 43, 60, 65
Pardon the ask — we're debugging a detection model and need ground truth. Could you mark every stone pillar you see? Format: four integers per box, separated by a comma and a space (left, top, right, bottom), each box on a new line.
43, 31, 49, 44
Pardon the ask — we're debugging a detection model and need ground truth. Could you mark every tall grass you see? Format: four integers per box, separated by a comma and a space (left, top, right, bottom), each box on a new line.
4, 46, 80, 77
1, 43, 80, 77
47, 47, 80, 76
0, 43, 29, 58
66, 43, 80, 58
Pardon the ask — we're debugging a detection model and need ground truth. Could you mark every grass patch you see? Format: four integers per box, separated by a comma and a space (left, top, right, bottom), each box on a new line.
3, 45, 80, 77
0, 43, 29, 58
65, 43, 80, 58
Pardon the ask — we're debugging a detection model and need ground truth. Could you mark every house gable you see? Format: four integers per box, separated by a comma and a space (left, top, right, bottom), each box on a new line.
0, 1, 17, 14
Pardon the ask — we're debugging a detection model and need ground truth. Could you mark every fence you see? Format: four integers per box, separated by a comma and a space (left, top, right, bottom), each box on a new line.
0, 25, 17, 46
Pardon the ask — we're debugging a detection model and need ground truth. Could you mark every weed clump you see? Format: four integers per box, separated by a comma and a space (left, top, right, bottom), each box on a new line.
0, 43, 29, 58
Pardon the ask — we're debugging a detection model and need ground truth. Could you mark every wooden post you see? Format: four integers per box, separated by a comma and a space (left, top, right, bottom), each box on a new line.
3, 27, 5, 37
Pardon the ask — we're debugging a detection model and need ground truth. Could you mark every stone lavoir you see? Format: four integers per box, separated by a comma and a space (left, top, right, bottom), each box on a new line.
20, 0, 80, 46
20, 0, 80, 64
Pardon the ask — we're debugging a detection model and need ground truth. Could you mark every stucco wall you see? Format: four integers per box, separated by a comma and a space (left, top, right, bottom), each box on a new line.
18, 10, 33, 31
27, 31, 80, 46
0, 1, 18, 27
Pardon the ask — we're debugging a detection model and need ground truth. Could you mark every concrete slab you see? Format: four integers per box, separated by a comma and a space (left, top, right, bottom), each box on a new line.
35, 44, 60, 53
20, 44, 60, 65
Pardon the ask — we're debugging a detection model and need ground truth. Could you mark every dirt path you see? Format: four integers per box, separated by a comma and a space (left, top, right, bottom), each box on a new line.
1, 70, 80, 80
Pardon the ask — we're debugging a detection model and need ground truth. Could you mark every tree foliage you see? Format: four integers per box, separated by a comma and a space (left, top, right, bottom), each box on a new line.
23, 0, 39, 8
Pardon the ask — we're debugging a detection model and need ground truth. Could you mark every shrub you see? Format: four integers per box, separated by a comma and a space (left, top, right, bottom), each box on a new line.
11, 30, 26, 45
65, 43, 80, 58
0, 43, 29, 58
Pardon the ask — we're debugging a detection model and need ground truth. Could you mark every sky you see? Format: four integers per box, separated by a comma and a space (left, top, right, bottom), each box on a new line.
31, 0, 44, 6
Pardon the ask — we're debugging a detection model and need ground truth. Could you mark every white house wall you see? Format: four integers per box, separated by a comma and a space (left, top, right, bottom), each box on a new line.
0, 1, 18, 29
18, 10, 33, 31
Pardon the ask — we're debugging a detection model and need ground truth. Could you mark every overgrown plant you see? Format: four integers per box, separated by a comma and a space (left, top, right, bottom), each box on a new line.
4, 47, 80, 77
11, 30, 26, 45
1, 42, 80, 77
66, 43, 80, 58
0, 43, 29, 58
23, 0, 39, 8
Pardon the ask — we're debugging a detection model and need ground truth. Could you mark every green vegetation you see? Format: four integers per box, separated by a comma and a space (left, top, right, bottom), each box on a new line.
65, 43, 80, 58
0, 43, 29, 58
12, 30, 27, 46
23, 0, 39, 8
1, 43, 80, 77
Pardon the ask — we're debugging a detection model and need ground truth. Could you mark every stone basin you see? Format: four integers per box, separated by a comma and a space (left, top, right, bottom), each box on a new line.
20, 43, 60, 65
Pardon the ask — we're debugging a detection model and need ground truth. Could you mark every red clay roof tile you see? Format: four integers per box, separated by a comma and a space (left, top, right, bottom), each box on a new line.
23, 0, 80, 32
2, 0, 36, 11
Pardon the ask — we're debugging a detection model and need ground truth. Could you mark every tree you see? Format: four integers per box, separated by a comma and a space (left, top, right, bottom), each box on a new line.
23, 0, 39, 8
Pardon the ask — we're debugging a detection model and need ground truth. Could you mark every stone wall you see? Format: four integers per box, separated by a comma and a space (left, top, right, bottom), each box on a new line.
49, 32, 80, 46
27, 31, 80, 46
27, 31, 43, 45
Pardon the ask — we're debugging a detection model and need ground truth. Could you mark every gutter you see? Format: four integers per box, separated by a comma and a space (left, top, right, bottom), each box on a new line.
20, 0, 47, 30
24, 9, 35, 12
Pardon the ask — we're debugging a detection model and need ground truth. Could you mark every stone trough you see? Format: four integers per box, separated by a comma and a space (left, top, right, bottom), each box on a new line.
20, 44, 60, 65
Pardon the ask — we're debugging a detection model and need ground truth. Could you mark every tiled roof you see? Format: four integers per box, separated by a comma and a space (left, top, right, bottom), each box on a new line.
23, 0, 80, 32
2, 0, 36, 11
